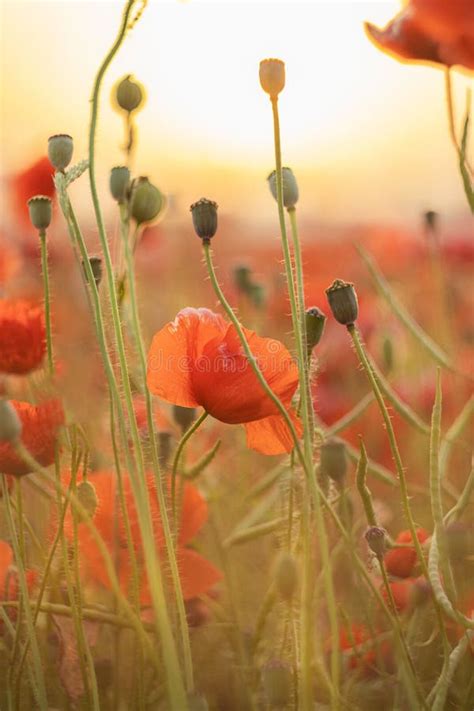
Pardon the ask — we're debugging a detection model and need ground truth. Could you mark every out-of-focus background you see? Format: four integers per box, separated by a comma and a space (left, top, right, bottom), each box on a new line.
1, 0, 472, 227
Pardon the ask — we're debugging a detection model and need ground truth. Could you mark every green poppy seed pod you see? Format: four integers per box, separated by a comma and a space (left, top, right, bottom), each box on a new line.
76, 480, 98, 518
274, 551, 298, 601
320, 438, 347, 485
267, 167, 299, 209
259, 58, 285, 99
48, 134, 73, 172
115, 75, 144, 113
233, 264, 253, 293
27, 196, 52, 231
130, 177, 163, 225
83, 256, 103, 288
305, 307, 326, 352
365, 526, 387, 558
110, 166, 130, 203
261, 659, 292, 708
325, 279, 359, 326
0, 400, 22, 443
190, 198, 218, 242
173, 405, 197, 433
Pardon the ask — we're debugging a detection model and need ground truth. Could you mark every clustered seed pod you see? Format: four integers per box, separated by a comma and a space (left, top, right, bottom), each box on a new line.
274, 551, 298, 601
267, 167, 299, 209
173, 405, 196, 433
305, 307, 326, 353
325, 279, 359, 326
48, 134, 74, 172
130, 177, 163, 225
76, 480, 98, 518
261, 659, 292, 708
115, 75, 144, 114
0, 400, 22, 443
190, 198, 218, 242
110, 166, 130, 203
259, 58, 285, 99
83, 256, 103, 288
365, 526, 387, 558
27, 196, 52, 231
320, 438, 347, 485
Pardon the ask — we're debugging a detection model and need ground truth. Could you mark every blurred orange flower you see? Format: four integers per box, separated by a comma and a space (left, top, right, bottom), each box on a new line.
10, 156, 55, 226
63, 470, 221, 603
147, 307, 301, 455
384, 528, 430, 578
0, 299, 45, 375
0, 399, 64, 476
365, 1, 474, 70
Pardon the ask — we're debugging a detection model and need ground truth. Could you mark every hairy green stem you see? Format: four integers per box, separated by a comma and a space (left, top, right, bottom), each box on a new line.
39, 229, 54, 374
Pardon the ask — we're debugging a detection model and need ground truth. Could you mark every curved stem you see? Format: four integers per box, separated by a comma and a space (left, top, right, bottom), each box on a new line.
171, 411, 208, 526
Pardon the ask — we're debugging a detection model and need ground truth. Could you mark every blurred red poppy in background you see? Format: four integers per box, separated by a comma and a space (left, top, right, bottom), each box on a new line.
384, 528, 430, 578
10, 156, 55, 226
0, 299, 45, 375
147, 307, 301, 455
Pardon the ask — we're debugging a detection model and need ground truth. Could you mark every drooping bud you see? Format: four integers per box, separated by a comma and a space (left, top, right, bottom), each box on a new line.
27, 196, 52, 231
48, 134, 73, 172
190, 198, 218, 242
325, 279, 359, 326
259, 58, 285, 99
115, 75, 144, 114
365, 526, 387, 558
83, 256, 103, 288
305, 307, 326, 353
274, 551, 298, 601
130, 177, 163, 225
0, 400, 22, 443
320, 438, 347, 485
267, 167, 299, 209
110, 166, 130, 203
173, 405, 196, 433
233, 264, 253, 294
261, 659, 292, 708
76, 480, 98, 518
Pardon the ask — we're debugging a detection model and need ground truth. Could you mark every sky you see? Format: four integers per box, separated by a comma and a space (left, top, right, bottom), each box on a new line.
1, 0, 473, 225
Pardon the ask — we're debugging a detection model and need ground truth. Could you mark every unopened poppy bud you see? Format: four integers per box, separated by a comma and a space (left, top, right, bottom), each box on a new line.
261, 659, 292, 708
424, 210, 438, 232
76, 480, 98, 518
365, 526, 387, 558
173, 405, 196, 432
83, 256, 103, 287
27, 196, 52, 231
259, 58, 285, 99
274, 551, 298, 601
267, 167, 299, 209
115, 75, 144, 113
320, 438, 347, 485
187, 693, 209, 711
190, 198, 218, 242
110, 166, 130, 203
0, 400, 22, 443
325, 279, 359, 326
48, 134, 73, 172
305, 307, 326, 352
233, 264, 252, 293
130, 177, 163, 225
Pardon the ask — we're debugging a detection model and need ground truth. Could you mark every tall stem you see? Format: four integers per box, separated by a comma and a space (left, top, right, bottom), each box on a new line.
39, 229, 54, 375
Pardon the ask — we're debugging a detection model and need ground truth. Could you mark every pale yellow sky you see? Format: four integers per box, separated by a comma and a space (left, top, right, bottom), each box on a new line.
1, 0, 473, 224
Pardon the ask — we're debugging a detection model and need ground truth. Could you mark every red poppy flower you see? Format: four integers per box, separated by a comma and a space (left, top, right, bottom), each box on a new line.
365, 2, 474, 70
338, 623, 393, 676
0, 399, 64, 477
11, 156, 55, 226
63, 470, 221, 604
146, 308, 301, 455
384, 528, 430, 578
381, 578, 416, 612
0, 300, 45, 375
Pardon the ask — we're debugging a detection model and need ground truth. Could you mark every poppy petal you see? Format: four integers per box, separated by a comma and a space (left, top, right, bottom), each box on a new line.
177, 547, 222, 600
243, 409, 302, 455
179, 482, 208, 546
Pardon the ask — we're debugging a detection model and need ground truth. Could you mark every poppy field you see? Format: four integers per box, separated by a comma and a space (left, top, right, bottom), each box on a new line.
0, 0, 473, 709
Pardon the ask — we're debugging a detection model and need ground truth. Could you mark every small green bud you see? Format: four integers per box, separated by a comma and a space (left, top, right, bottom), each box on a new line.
320, 438, 347, 485
0, 400, 22, 443
83, 256, 103, 288
130, 177, 163, 225
233, 264, 253, 293
48, 134, 73, 172
115, 75, 144, 114
261, 659, 292, 708
76, 480, 98, 518
274, 551, 298, 601
27, 196, 52, 231
305, 307, 326, 352
173, 405, 196, 433
325, 279, 359, 326
190, 198, 218, 242
365, 526, 387, 558
110, 166, 130, 203
267, 167, 299, 209
259, 58, 285, 99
